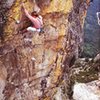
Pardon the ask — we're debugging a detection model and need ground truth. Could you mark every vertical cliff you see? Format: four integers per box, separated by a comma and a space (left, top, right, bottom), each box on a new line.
0, 0, 90, 100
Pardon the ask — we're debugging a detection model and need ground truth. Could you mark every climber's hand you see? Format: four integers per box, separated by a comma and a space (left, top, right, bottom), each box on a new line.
22, 3, 25, 7
21, 3, 25, 12
21, 3, 25, 10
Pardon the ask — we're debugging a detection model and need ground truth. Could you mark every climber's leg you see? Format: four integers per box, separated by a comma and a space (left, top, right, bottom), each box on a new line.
27, 27, 41, 33
36, 28, 41, 32
21, 29, 27, 34
27, 27, 37, 32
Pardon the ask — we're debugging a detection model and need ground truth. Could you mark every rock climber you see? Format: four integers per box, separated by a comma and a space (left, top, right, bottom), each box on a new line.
21, 3, 43, 33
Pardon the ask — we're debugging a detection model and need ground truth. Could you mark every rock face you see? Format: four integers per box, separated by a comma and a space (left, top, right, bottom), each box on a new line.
83, 0, 100, 57
73, 81, 100, 100
0, 0, 89, 100
70, 57, 99, 83
70, 54, 100, 100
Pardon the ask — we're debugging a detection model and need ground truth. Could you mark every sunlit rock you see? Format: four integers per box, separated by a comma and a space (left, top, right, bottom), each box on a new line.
73, 81, 100, 100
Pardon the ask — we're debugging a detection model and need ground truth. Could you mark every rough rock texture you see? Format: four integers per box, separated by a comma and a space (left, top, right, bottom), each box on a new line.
70, 53, 100, 99
73, 81, 100, 100
70, 57, 99, 83
0, 0, 90, 100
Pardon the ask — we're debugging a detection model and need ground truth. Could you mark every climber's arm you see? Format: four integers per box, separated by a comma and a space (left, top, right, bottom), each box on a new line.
22, 3, 40, 27
24, 9, 38, 23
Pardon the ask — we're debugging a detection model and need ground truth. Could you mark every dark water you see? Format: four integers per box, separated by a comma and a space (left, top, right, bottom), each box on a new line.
83, 0, 100, 57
